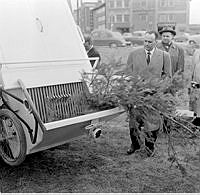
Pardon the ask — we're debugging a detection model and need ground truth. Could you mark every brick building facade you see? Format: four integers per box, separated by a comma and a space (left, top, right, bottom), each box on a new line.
92, 3, 106, 31
106, 0, 131, 33
130, 0, 190, 32
74, 0, 191, 34
106, 0, 190, 32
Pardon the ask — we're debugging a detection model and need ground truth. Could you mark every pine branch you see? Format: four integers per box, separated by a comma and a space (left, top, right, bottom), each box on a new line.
163, 114, 200, 138
82, 62, 200, 175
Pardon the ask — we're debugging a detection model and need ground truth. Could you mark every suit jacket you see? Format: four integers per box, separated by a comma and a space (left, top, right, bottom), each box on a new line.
127, 47, 172, 132
157, 42, 184, 76
127, 47, 172, 78
87, 46, 101, 68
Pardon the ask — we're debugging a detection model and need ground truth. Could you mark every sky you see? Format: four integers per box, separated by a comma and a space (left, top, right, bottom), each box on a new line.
71, 0, 200, 24
189, 0, 200, 24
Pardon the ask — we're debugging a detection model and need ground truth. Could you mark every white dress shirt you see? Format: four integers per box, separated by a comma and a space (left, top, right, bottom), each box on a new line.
145, 48, 155, 61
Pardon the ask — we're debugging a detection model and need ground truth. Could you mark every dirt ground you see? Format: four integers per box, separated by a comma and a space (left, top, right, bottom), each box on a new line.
1, 113, 200, 193
1, 47, 200, 193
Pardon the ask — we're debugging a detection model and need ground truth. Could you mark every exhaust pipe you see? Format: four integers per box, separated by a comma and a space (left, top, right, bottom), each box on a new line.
85, 124, 102, 139
91, 127, 101, 138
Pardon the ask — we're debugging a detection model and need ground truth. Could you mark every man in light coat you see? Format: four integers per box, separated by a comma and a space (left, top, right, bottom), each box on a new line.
189, 49, 200, 122
126, 30, 172, 156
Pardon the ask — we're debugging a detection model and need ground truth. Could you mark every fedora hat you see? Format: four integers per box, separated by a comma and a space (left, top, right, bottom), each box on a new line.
159, 26, 176, 36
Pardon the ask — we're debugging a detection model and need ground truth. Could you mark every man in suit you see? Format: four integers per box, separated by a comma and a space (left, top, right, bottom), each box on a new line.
126, 30, 172, 156
84, 36, 101, 68
157, 26, 184, 76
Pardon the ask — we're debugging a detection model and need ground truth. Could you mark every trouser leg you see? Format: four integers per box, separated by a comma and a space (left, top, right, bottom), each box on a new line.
144, 129, 159, 152
129, 127, 141, 150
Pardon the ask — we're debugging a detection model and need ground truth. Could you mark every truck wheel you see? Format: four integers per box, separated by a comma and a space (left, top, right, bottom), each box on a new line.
0, 109, 27, 166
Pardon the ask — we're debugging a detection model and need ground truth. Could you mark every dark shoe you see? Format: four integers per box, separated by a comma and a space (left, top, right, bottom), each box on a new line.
127, 148, 139, 155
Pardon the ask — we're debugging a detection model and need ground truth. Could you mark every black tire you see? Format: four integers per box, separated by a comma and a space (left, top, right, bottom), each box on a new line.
0, 109, 27, 166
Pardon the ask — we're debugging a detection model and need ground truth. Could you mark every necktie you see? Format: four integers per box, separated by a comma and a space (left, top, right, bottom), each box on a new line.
146, 51, 151, 65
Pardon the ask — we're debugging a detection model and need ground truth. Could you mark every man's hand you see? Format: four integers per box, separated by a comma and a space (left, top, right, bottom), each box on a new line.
191, 81, 200, 88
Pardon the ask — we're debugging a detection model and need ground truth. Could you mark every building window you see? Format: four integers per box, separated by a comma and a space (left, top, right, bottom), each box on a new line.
141, 0, 147, 7
124, 0, 129, 7
110, 15, 115, 23
124, 14, 130, 23
109, 1, 114, 8
116, 14, 122, 22
160, 0, 167, 7
168, 14, 174, 21
168, 0, 174, 7
140, 14, 147, 21
116, 0, 122, 8
159, 14, 167, 22
148, 0, 154, 8
149, 15, 153, 21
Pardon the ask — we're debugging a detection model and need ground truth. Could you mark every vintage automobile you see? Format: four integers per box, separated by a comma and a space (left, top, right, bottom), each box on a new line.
91, 29, 131, 48
123, 31, 146, 46
0, 0, 124, 166
185, 34, 200, 56
174, 33, 190, 43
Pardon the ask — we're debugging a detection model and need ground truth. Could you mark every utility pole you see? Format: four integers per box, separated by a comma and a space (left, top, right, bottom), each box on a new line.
77, 0, 79, 25
130, 0, 133, 32
155, 0, 158, 31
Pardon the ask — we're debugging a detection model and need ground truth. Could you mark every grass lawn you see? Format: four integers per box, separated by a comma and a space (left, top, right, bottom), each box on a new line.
1, 46, 200, 193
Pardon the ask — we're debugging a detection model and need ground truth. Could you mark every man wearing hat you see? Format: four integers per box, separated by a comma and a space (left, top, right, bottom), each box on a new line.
157, 26, 184, 76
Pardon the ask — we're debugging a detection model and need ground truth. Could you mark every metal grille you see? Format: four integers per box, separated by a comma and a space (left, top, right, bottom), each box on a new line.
27, 82, 88, 123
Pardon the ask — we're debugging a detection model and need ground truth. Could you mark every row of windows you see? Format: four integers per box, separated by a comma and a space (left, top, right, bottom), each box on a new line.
109, 0, 129, 8
159, 14, 175, 22
133, 0, 174, 8
160, 0, 174, 7
110, 14, 130, 23
137, 14, 174, 22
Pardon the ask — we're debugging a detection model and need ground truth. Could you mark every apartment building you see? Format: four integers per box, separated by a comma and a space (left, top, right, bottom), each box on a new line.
92, 3, 106, 31
73, 1, 103, 34
106, 0, 131, 33
131, 0, 190, 31
73, 0, 190, 34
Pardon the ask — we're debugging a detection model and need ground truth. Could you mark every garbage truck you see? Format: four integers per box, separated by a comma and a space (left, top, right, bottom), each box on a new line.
0, 0, 124, 166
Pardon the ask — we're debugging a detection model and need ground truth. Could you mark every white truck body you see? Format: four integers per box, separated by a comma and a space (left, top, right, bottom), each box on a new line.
0, 0, 124, 166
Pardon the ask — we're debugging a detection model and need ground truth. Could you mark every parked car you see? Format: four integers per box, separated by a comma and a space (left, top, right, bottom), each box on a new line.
185, 34, 200, 56
124, 30, 146, 46
174, 33, 189, 43
132, 30, 146, 37
122, 32, 133, 39
91, 29, 131, 47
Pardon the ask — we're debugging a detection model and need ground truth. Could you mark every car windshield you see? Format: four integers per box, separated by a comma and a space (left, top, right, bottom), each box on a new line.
112, 32, 126, 41
188, 35, 200, 44
132, 31, 146, 37
123, 33, 132, 37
